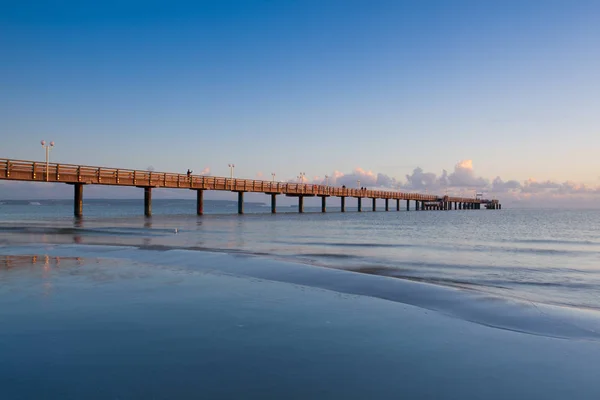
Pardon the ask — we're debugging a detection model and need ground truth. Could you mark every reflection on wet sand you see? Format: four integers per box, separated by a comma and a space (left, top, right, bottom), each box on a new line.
0, 254, 84, 271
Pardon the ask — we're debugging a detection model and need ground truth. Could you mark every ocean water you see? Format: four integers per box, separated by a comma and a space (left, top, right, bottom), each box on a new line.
1, 199, 599, 310
2, 199, 600, 398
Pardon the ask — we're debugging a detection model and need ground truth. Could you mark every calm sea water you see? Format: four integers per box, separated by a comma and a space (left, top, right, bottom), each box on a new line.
1, 199, 599, 310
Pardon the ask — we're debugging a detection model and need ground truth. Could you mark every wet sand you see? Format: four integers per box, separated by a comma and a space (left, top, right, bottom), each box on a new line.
1, 251, 600, 399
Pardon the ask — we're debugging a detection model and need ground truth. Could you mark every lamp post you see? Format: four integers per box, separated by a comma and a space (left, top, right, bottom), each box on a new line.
298, 172, 305, 184
325, 175, 329, 186
357, 179, 360, 188
271, 173, 276, 182
228, 164, 235, 179
40, 140, 55, 181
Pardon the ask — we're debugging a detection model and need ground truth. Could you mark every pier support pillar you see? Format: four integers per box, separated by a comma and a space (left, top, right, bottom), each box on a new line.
298, 196, 304, 213
144, 187, 152, 217
238, 191, 244, 214
320, 196, 326, 213
385, 198, 389, 211
271, 194, 277, 214
341, 197, 346, 212
499, 204, 502, 210
397, 199, 400, 211
196, 189, 204, 215
74, 183, 83, 218
406, 200, 410, 211
372, 198, 376, 212
357, 197, 362, 212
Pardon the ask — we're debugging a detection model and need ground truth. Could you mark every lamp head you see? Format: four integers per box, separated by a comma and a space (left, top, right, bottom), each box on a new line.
50, 141, 55, 147
41, 140, 46, 146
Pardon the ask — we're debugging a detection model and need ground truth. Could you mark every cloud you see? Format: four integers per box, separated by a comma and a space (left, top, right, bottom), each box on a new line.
325, 168, 378, 188
199, 167, 210, 175
448, 160, 489, 188
403, 167, 439, 190
521, 178, 562, 193
491, 176, 521, 193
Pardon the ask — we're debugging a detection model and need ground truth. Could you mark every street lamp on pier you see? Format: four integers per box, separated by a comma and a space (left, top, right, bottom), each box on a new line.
228, 164, 235, 179
298, 172, 306, 184
271, 173, 276, 182
40, 140, 55, 181
357, 179, 360, 188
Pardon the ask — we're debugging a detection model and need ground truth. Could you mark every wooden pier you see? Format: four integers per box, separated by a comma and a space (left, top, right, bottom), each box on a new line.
0, 158, 501, 217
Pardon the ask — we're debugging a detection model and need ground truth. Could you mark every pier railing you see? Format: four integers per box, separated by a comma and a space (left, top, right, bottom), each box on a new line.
0, 158, 493, 204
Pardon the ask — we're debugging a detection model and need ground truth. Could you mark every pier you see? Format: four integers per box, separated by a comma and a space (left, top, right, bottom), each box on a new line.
0, 158, 501, 217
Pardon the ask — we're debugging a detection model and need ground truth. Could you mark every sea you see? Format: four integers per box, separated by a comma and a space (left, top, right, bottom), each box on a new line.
1, 199, 600, 399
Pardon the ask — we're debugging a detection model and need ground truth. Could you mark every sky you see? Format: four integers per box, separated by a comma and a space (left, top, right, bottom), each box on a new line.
2, 1, 600, 206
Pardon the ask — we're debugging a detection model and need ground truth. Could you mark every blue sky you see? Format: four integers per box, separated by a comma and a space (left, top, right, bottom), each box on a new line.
2, 1, 600, 202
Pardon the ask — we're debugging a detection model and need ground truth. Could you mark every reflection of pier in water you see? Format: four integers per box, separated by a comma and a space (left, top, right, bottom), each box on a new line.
1, 158, 501, 217
0, 254, 84, 271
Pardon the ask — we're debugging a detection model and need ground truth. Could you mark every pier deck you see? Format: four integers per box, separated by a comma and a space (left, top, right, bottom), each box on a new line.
0, 158, 500, 216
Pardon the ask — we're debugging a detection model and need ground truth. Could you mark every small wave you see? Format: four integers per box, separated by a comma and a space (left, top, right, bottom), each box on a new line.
277, 241, 411, 248
507, 238, 600, 246
297, 253, 358, 259
29, 202, 41, 206
0, 226, 169, 237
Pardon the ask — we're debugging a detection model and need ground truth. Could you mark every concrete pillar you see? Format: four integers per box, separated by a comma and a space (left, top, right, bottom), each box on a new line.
372, 198, 376, 212
74, 183, 83, 218
321, 196, 326, 213
416, 201, 420, 211
358, 197, 362, 212
396, 199, 400, 211
341, 197, 346, 212
238, 191, 244, 214
406, 200, 410, 211
144, 187, 152, 217
196, 189, 204, 215
298, 196, 304, 213
385, 198, 389, 211
271, 194, 276, 214
499, 204, 502, 210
